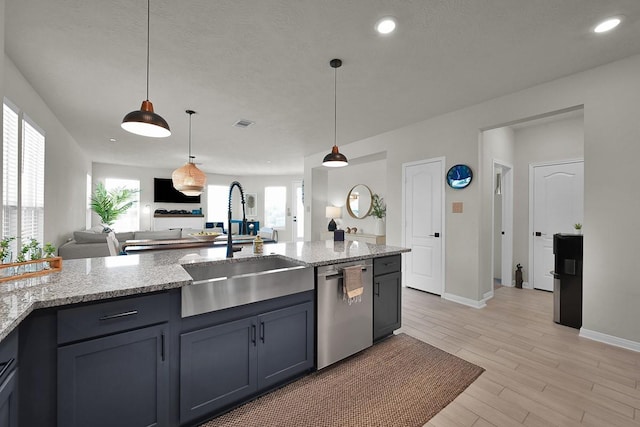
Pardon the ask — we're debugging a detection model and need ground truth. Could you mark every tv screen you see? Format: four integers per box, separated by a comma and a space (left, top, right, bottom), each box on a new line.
154, 178, 201, 203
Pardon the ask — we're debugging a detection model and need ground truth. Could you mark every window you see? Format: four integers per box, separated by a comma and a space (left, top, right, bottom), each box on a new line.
2, 100, 45, 256
207, 185, 228, 224
104, 178, 140, 232
264, 186, 286, 229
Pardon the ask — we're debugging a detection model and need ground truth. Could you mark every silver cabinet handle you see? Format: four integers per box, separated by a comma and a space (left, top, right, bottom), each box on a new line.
99, 310, 138, 321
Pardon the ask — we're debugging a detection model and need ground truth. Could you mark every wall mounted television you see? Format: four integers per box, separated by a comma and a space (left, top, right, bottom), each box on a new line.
153, 178, 201, 203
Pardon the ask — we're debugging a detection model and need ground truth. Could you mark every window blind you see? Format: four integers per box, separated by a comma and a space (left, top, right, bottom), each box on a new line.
21, 116, 45, 243
2, 103, 19, 254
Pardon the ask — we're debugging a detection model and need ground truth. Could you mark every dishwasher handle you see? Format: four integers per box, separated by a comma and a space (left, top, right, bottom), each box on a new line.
324, 267, 368, 281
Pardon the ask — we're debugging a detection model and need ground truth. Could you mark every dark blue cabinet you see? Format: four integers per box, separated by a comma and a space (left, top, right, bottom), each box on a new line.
0, 330, 18, 427
179, 317, 257, 423
58, 324, 169, 427
179, 300, 314, 424
373, 255, 402, 341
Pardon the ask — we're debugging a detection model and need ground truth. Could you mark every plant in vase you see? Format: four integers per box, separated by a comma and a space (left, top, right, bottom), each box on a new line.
43, 243, 57, 269
0, 237, 15, 264
16, 243, 30, 274
29, 239, 43, 271
370, 194, 387, 236
573, 223, 582, 234
90, 182, 140, 230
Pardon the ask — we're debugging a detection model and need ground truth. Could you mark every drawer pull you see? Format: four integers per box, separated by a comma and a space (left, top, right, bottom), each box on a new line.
99, 310, 139, 321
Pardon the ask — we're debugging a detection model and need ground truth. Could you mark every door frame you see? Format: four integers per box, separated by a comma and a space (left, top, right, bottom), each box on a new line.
528, 158, 584, 290
492, 160, 514, 292
401, 157, 446, 294
291, 180, 304, 242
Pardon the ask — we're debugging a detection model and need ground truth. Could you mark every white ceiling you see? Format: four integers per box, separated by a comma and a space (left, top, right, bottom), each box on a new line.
5, 0, 640, 175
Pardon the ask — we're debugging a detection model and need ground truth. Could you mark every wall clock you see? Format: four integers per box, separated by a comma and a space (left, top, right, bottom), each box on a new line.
446, 164, 473, 189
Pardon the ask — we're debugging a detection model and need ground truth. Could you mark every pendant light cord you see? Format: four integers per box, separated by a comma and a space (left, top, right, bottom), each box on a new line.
146, 0, 150, 101
334, 65, 337, 147
188, 113, 192, 161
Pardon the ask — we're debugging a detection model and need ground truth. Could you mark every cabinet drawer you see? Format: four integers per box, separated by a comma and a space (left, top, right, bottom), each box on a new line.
58, 292, 170, 344
374, 255, 401, 276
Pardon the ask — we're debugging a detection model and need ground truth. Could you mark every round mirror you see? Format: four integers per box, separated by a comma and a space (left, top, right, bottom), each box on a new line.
346, 184, 373, 219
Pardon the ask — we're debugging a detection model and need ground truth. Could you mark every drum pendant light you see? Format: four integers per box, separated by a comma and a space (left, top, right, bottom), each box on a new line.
172, 110, 207, 196
322, 59, 348, 168
121, 0, 171, 138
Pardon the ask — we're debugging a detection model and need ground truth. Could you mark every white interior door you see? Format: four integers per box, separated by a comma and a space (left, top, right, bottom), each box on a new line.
531, 161, 583, 291
403, 159, 444, 295
291, 180, 304, 242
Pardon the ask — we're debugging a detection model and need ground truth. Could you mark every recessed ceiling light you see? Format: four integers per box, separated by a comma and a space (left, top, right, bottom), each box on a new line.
109, 138, 117, 142
594, 17, 622, 33
375, 17, 396, 35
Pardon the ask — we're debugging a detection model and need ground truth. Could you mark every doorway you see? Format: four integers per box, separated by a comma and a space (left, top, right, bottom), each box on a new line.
493, 162, 513, 291
402, 158, 445, 295
292, 180, 304, 242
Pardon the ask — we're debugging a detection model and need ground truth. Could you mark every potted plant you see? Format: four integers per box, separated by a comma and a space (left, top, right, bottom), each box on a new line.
370, 194, 387, 236
90, 182, 139, 230
43, 243, 56, 258
573, 223, 582, 234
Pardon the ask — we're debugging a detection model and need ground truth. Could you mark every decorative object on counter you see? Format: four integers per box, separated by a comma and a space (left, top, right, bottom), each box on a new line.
333, 229, 345, 241
573, 223, 582, 234
189, 231, 222, 241
322, 59, 348, 168
446, 164, 473, 189
345, 227, 357, 234
0, 237, 61, 282
370, 193, 386, 236
253, 235, 264, 254
325, 206, 341, 231
346, 184, 373, 219
121, 0, 171, 138
172, 110, 207, 196
200, 334, 483, 427
90, 182, 139, 228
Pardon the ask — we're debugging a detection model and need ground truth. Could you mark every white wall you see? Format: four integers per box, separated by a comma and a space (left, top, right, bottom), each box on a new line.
92, 162, 301, 241
4, 55, 91, 249
305, 53, 640, 344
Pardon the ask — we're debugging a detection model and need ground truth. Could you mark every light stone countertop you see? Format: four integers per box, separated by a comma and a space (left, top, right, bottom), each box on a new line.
0, 240, 409, 342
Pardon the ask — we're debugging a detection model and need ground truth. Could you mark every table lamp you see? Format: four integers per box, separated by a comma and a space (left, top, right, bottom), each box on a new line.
325, 206, 342, 231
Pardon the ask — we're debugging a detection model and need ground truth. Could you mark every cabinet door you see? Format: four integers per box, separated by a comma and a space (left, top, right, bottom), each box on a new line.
180, 317, 257, 424
373, 272, 402, 341
257, 301, 314, 389
58, 324, 169, 427
0, 369, 17, 427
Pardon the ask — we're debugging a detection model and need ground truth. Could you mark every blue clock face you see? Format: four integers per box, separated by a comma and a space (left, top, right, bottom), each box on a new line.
447, 164, 473, 189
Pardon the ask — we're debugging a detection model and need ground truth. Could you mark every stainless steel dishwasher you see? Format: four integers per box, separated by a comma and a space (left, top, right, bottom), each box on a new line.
316, 259, 373, 369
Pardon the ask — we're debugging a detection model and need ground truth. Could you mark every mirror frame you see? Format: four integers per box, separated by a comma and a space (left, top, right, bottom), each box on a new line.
346, 184, 373, 219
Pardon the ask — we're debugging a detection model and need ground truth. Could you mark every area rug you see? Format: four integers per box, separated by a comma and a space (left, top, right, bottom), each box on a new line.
200, 333, 484, 427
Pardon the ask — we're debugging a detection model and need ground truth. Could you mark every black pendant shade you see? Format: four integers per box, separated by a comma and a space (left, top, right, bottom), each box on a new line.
122, 100, 171, 138
121, 0, 170, 138
322, 58, 348, 168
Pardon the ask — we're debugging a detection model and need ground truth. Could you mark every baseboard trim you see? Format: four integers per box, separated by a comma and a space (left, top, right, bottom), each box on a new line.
443, 293, 487, 309
483, 290, 494, 300
579, 328, 640, 353
522, 281, 532, 290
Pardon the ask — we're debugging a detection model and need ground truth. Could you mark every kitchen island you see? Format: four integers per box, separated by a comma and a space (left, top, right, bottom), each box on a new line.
0, 240, 408, 426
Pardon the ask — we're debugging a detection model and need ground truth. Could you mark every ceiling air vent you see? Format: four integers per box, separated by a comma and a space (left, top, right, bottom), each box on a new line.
233, 119, 254, 129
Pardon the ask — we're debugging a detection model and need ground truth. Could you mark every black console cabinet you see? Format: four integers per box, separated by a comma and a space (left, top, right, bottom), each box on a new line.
553, 234, 583, 329
0, 330, 18, 427
373, 255, 402, 341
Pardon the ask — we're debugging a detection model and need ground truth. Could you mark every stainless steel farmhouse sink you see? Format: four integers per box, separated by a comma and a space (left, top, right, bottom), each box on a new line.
181, 257, 313, 317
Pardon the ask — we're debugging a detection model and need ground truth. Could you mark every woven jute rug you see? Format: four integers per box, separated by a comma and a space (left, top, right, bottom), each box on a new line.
200, 333, 484, 427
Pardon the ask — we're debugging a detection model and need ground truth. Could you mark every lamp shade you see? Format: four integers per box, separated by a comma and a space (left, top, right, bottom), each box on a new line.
172, 162, 207, 196
322, 145, 348, 168
122, 100, 171, 138
325, 206, 342, 219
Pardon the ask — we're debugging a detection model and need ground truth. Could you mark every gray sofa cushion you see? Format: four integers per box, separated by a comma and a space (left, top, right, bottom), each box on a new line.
73, 231, 109, 243
134, 229, 182, 240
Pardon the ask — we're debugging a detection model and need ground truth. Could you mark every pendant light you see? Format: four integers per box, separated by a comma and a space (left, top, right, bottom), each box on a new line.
121, 0, 171, 138
322, 59, 348, 168
172, 110, 207, 196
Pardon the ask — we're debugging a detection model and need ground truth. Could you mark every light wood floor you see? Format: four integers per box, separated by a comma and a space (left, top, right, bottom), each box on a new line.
397, 286, 640, 427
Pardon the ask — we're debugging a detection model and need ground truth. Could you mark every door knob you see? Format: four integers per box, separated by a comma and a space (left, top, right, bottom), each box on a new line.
428, 232, 440, 238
